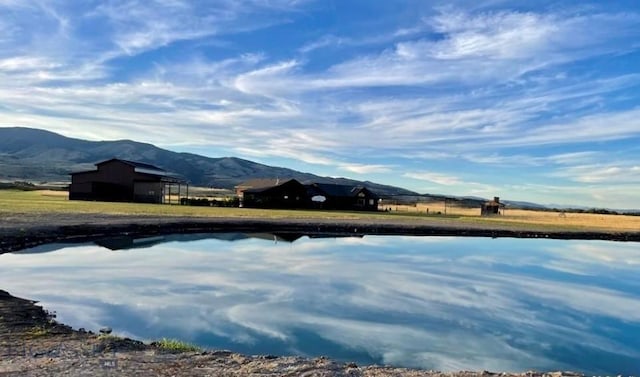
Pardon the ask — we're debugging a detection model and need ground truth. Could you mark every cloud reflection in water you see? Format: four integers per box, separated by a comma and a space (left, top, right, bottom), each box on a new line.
1, 235, 639, 374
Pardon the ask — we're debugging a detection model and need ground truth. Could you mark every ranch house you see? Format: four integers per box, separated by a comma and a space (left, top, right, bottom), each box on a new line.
239, 179, 308, 209
306, 183, 380, 211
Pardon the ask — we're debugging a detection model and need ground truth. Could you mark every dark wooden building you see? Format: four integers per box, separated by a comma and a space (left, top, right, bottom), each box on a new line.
240, 179, 308, 209
236, 179, 381, 211
306, 183, 379, 211
481, 196, 505, 216
69, 158, 186, 204
235, 178, 286, 198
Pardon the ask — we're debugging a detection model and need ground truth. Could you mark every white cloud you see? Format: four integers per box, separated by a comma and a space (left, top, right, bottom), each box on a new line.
545, 152, 601, 166
554, 163, 640, 184
234, 146, 337, 166
298, 35, 346, 53
89, 0, 304, 57
512, 109, 640, 146
0, 56, 60, 72
1, 2, 640, 207
339, 164, 391, 174
232, 9, 640, 95
404, 172, 461, 185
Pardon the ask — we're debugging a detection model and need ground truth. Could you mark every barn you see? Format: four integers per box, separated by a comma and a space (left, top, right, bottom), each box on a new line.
69, 158, 186, 203
481, 197, 505, 216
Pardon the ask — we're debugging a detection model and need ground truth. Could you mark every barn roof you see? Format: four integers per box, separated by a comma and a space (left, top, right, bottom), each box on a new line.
71, 158, 185, 183
97, 158, 166, 172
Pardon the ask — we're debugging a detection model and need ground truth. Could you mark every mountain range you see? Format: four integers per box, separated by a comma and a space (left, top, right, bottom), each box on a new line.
0, 127, 417, 196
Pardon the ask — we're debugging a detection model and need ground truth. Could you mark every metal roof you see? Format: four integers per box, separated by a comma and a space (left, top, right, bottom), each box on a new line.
237, 178, 291, 189
242, 179, 300, 193
308, 183, 377, 198
71, 158, 186, 183
96, 158, 166, 171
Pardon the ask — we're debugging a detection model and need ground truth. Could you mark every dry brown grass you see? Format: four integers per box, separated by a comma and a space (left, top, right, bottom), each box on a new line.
382, 202, 640, 231
1, 190, 638, 232
382, 202, 480, 216
37, 190, 69, 197
485, 209, 640, 231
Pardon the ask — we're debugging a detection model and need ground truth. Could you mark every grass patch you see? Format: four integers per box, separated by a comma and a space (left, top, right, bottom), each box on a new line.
153, 338, 201, 353
97, 334, 121, 341
27, 325, 51, 337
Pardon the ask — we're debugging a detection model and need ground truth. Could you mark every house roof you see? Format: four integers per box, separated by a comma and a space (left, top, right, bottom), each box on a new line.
237, 178, 295, 190
242, 179, 301, 193
308, 183, 378, 198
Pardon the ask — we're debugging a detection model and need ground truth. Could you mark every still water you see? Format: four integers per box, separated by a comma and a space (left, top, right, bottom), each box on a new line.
1, 233, 639, 375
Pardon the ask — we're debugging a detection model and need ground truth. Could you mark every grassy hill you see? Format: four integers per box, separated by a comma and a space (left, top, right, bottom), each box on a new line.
0, 127, 417, 196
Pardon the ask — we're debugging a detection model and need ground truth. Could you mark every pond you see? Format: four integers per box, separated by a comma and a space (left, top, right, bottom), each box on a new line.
1, 233, 639, 375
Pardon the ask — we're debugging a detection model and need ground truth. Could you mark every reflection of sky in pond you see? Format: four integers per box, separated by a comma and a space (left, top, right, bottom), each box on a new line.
1, 235, 639, 375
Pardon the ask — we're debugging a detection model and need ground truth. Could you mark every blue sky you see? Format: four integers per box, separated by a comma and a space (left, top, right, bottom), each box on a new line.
1, 1, 640, 208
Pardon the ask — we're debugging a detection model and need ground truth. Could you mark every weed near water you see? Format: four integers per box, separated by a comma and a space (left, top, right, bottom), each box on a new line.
153, 338, 201, 353
26, 325, 51, 337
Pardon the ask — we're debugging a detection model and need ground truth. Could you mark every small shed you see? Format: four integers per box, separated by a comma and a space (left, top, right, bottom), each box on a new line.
240, 179, 308, 209
306, 183, 379, 211
69, 158, 186, 204
481, 196, 505, 216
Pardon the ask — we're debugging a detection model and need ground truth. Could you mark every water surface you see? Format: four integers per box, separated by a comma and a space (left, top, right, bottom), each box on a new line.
1, 233, 639, 375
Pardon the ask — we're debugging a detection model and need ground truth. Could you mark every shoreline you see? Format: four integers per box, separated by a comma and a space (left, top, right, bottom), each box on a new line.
0, 289, 585, 377
1, 213, 639, 254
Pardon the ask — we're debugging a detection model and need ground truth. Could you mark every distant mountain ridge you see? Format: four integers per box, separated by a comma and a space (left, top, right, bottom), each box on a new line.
0, 127, 417, 196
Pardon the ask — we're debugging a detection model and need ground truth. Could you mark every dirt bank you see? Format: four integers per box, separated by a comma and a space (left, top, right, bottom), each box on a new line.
0, 289, 585, 377
1, 212, 638, 254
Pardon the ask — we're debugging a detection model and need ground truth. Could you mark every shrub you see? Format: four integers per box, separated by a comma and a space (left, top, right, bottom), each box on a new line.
153, 338, 200, 353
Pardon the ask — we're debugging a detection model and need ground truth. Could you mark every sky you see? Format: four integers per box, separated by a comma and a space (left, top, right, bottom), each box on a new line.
1, 1, 640, 208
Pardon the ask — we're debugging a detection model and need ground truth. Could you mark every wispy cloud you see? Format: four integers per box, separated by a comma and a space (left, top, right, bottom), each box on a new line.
234, 9, 640, 94
404, 172, 461, 186
1, 2, 640, 207
554, 164, 640, 184
298, 35, 346, 53
339, 164, 392, 174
